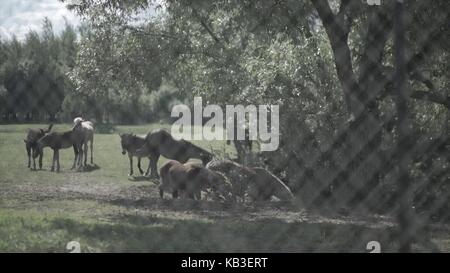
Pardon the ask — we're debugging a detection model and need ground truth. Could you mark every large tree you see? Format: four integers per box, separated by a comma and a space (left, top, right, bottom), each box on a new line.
63, 1, 449, 240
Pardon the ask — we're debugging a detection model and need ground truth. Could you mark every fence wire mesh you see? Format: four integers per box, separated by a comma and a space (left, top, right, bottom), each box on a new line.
0, 0, 448, 253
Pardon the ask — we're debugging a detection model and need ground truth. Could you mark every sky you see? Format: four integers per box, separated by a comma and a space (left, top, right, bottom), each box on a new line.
0, 0, 80, 40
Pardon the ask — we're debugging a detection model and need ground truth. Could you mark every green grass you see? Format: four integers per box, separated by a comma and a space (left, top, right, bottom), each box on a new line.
0, 204, 399, 253
0, 123, 448, 252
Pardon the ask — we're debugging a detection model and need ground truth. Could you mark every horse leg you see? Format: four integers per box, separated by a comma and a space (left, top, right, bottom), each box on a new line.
172, 190, 178, 199
195, 190, 201, 200
38, 151, 43, 170
149, 153, 160, 178
78, 144, 84, 170
51, 149, 56, 172
128, 155, 133, 176
83, 142, 88, 166
71, 145, 78, 170
137, 157, 144, 175
26, 145, 31, 168
159, 185, 164, 199
144, 157, 151, 176
33, 155, 36, 170
90, 137, 94, 164
31, 148, 37, 170
56, 149, 60, 172
188, 191, 197, 200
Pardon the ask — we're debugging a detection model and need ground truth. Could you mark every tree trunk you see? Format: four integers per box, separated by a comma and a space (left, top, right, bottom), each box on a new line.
310, 0, 392, 210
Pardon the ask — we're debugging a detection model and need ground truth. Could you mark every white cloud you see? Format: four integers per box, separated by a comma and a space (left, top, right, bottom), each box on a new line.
0, 0, 80, 40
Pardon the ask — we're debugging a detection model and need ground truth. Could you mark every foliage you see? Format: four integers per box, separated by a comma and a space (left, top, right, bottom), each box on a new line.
1, 0, 448, 221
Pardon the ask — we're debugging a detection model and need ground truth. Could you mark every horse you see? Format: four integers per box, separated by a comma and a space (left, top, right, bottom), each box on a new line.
119, 133, 152, 176
33, 123, 84, 172
206, 159, 294, 202
159, 160, 233, 201
24, 124, 53, 170
73, 117, 94, 166
136, 129, 213, 178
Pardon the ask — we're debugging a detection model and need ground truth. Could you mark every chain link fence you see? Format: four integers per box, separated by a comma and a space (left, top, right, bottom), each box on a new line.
0, 0, 448, 253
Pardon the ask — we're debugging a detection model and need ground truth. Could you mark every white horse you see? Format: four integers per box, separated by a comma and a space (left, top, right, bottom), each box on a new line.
73, 117, 94, 166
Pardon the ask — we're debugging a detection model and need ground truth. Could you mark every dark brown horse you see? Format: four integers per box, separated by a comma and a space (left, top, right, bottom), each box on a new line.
24, 124, 53, 170
206, 159, 294, 202
33, 123, 85, 172
136, 129, 213, 178
119, 133, 152, 176
206, 159, 255, 201
159, 160, 232, 201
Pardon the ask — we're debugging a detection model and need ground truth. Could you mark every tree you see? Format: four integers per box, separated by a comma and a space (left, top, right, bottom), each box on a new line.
0, 19, 78, 122
61, 1, 449, 232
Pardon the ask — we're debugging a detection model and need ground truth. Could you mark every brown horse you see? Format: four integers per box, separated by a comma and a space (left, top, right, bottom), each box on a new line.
136, 129, 213, 178
119, 133, 152, 176
24, 124, 53, 170
159, 160, 233, 201
249, 167, 294, 201
206, 159, 294, 202
33, 123, 85, 172
206, 159, 255, 201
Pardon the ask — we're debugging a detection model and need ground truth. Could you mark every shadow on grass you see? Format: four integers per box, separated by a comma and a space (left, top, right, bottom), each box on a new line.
29, 164, 100, 173
105, 193, 303, 216
81, 164, 101, 172
128, 176, 156, 182
49, 215, 398, 252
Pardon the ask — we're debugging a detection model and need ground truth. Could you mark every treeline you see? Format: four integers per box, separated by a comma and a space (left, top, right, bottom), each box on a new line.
0, 18, 183, 124
0, 19, 76, 122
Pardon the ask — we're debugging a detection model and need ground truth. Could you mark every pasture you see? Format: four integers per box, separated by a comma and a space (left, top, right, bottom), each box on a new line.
0, 123, 449, 252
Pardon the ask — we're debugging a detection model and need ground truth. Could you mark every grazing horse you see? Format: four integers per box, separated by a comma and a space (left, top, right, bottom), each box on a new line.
119, 133, 152, 176
33, 123, 84, 172
206, 159, 294, 202
73, 117, 94, 166
24, 124, 53, 170
159, 160, 233, 201
249, 167, 294, 201
206, 159, 255, 201
136, 129, 213, 178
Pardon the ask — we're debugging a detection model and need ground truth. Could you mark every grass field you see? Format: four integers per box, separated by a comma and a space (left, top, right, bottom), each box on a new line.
0, 123, 449, 252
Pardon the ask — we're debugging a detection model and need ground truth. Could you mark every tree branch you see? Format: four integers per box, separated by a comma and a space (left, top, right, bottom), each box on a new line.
191, 8, 222, 45
311, 0, 360, 115
122, 25, 178, 39
406, 18, 447, 73
410, 90, 450, 109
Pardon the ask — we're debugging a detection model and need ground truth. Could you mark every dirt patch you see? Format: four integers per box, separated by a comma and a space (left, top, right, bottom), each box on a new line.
0, 174, 399, 230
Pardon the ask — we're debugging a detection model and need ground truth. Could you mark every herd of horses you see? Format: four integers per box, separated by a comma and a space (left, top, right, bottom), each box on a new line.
23, 118, 294, 203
